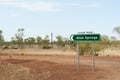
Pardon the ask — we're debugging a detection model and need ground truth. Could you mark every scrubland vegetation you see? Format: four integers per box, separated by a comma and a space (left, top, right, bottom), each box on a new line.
0, 26, 120, 56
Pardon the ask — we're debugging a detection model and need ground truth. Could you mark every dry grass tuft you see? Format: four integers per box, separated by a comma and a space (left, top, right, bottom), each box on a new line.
0, 61, 36, 80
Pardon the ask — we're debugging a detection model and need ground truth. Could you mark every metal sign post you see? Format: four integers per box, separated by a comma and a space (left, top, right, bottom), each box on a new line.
77, 42, 80, 72
92, 42, 95, 72
51, 32, 53, 47
70, 33, 101, 72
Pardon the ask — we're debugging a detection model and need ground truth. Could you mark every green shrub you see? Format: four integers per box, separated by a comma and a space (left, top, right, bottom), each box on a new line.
42, 46, 52, 49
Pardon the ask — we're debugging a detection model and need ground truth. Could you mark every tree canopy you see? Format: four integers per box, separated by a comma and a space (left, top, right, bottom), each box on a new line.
113, 26, 120, 36
0, 30, 4, 46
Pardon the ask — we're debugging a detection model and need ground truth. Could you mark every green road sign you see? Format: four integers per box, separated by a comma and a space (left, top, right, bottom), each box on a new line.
70, 34, 101, 41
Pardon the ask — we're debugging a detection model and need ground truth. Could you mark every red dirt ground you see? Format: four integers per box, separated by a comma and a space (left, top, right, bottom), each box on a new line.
0, 54, 120, 80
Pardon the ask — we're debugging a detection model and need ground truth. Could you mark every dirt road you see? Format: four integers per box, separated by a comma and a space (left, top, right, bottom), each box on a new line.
0, 54, 120, 80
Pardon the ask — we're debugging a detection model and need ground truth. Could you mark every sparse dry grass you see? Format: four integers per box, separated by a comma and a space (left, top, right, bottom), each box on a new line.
0, 61, 36, 80
98, 47, 120, 56
0, 47, 120, 56
0, 48, 76, 56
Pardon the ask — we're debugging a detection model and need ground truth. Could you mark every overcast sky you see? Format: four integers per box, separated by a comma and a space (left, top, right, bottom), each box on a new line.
0, 0, 120, 41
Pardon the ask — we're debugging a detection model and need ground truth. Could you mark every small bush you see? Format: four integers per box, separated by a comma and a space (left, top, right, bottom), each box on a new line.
95, 53, 99, 56
42, 46, 52, 49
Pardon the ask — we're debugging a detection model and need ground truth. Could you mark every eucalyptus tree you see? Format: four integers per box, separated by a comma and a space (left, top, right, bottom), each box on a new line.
24, 37, 36, 47
113, 26, 120, 45
0, 30, 4, 46
41, 35, 50, 46
14, 28, 24, 48
56, 35, 64, 47
36, 36, 42, 47
113, 26, 120, 36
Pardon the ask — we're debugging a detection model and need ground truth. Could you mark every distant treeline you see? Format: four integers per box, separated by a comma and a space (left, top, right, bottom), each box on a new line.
0, 27, 120, 55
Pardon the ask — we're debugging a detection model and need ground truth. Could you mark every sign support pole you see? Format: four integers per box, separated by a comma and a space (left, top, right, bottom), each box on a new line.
77, 42, 80, 72
70, 33, 101, 72
51, 32, 53, 48
92, 41, 95, 72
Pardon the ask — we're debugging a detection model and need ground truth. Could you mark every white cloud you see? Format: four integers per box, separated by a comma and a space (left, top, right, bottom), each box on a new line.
0, 0, 21, 1
0, 13, 21, 18
0, 1, 99, 12
0, 1, 61, 12
9, 14, 21, 17
20, 2, 60, 11
65, 3, 99, 7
